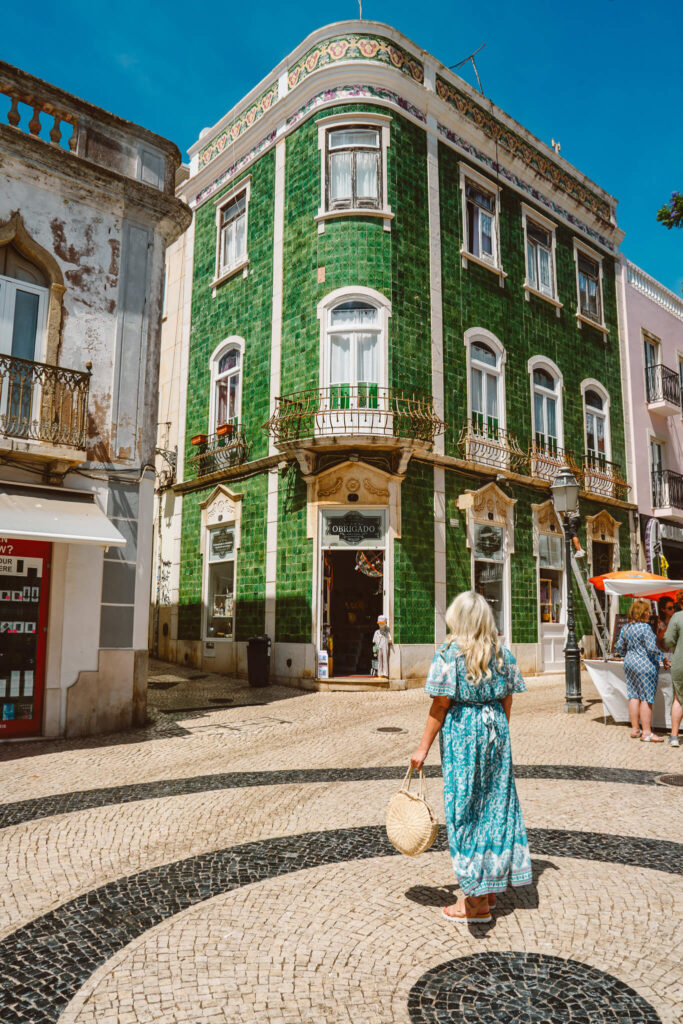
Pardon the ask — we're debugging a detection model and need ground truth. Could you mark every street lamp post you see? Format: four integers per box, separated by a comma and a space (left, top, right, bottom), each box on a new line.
550, 467, 585, 714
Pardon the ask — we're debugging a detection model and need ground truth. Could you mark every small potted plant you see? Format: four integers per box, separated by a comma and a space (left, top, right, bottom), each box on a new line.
191, 433, 207, 446
216, 422, 234, 438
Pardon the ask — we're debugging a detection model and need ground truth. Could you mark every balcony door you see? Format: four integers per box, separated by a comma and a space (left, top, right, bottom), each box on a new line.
0, 247, 49, 436
326, 300, 384, 433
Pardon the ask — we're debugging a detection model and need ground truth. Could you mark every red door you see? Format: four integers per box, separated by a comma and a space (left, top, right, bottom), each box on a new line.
0, 538, 51, 738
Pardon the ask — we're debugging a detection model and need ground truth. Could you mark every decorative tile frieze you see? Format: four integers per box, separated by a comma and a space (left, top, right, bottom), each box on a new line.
435, 76, 612, 225
198, 81, 279, 169
288, 33, 424, 90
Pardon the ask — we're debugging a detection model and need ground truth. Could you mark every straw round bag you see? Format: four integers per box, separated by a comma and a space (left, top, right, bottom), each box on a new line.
386, 766, 439, 856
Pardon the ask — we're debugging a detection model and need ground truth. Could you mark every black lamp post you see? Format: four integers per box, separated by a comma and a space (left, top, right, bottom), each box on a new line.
551, 467, 585, 714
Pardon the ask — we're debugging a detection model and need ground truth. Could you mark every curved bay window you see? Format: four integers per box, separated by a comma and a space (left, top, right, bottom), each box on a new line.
327, 128, 381, 211
206, 524, 236, 639
212, 345, 241, 432
327, 300, 381, 410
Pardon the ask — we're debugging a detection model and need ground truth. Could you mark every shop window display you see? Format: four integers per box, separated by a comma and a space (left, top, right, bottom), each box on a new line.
538, 532, 563, 624
473, 522, 505, 634
206, 525, 236, 639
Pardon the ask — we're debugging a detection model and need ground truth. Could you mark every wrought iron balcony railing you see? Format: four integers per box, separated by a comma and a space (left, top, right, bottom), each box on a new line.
528, 438, 569, 483
457, 419, 528, 473
0, 354, 90, 449
645, 363, 681, 408
187, 426, 249, 478
652, 469, 683, 511
573, 453, 629, 502
264, 386, 445, 446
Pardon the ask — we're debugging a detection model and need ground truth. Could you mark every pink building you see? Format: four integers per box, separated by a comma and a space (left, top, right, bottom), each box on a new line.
618, 257, 683, 578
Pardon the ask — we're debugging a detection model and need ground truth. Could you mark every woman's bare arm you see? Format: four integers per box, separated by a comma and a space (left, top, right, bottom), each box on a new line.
501, 694, 512, 722
410, 696, 451, 769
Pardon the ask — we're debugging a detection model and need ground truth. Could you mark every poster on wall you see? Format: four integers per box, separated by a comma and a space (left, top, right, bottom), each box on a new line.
0, 538, 51, 738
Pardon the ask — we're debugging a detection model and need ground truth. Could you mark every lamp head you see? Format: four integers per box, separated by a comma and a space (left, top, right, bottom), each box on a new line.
550, 466, 580, 516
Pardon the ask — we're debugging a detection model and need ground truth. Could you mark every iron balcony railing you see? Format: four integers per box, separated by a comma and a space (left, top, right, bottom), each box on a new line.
529, 437, 568, 483
188, 426, 249, 478
575, 453, 629, 502
265, 385, 446, 446
0, 354, 90, 449
457, 419, 529, 473
652, 469, 683, 511
645, 363, 681, 407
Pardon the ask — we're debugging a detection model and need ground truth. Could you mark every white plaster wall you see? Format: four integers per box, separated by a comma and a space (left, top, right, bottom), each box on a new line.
59, 543, 104, 727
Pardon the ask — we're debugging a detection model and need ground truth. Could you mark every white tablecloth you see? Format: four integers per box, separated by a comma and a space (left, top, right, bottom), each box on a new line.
584, 660, 672, 731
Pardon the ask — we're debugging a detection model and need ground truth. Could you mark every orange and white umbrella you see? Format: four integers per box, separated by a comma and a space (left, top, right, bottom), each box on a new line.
589, 570, 683, 601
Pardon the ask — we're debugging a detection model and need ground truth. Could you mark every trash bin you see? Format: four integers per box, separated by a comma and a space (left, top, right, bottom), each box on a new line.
247, 635, 271, 687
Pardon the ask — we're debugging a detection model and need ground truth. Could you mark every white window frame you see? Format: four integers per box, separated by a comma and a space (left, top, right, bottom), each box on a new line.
573, 239, 608, 334
459, 164, 506, 284
581, 378, 612, 462
208, 336, 244, 434
649, 433, 666, 510
464, 327, 507, 433
521, 204, 561, 313
203, 520, 237, 641
318, 286, 391, 393
316, 114, 393, 233
213, 176, 251, 293
528, 355, 564, 451
0, 274, 49, 362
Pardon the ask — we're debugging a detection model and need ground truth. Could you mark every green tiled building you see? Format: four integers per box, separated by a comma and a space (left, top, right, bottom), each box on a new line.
155, 20, 634, 687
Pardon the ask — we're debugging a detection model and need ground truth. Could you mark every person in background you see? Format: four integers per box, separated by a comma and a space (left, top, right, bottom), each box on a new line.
674, 589, 683, 613
566, 512, 585, 559
656, 596, 676, 651
615, 599, 669, 742
663, 603, 683, 748
410, 591, 531, 924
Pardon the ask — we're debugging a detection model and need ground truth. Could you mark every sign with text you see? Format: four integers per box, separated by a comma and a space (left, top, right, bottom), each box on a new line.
322, 510, 386, 549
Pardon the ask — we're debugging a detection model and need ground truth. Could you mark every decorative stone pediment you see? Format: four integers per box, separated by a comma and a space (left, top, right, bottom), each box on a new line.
307, 460, 401, 538
586, 509, 620, 571
199, 484, 242, 547
464, 482, 516, 554
531, 500, 563, 557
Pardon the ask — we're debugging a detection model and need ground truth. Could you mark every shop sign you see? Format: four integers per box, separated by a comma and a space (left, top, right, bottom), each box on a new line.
322, 510, 385, 548
209, 526, 235, 561
473, 523, 504, 561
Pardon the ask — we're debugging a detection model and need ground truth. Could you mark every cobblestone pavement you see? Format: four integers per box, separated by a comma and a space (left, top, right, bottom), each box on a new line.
0, 660, 681, 1023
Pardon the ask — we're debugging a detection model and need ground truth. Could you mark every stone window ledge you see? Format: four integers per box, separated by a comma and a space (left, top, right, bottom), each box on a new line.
211, 258, 249, 295
315, 208, 394, 234
524, 283, 563, 317
576, 312, 609, 334
460, 248, 507, 285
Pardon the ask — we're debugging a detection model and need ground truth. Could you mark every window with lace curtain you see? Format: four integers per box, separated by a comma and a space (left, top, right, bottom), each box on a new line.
326, 127, 381, 211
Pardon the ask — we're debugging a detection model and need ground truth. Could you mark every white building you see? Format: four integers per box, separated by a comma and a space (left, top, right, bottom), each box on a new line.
0, 61, 190, 739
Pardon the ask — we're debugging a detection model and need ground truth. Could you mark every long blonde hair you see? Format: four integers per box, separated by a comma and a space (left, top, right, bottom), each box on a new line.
445, 591, 503, 684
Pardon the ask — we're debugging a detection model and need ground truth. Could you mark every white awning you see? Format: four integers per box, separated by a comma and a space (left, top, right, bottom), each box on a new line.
0, 486, 126, 547
603, 578, 683, 598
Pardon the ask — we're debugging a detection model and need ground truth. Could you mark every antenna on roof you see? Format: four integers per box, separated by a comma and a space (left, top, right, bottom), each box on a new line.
450, 44, 486, 96
358, 0, 362, 18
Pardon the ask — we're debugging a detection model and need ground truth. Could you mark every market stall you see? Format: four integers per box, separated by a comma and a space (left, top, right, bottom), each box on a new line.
583, 571, 682, 732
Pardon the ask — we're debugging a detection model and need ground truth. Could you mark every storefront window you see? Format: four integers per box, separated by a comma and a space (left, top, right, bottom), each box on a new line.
538, 532, 563, 624
206, 525, 236, 639
473, 522, 505, 634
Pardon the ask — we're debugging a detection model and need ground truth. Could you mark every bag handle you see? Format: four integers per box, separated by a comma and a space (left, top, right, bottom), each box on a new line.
401, 764, 426, 800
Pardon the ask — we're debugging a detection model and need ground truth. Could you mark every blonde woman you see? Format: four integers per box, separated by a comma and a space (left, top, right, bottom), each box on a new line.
615, 599, 668, 742
410, 591, 532, 924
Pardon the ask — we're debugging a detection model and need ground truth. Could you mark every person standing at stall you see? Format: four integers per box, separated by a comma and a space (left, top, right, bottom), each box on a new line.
615, 600, 669, 742
663, 604, 683, 747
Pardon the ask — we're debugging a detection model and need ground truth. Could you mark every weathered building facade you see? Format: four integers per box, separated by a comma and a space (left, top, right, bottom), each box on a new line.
0, 62, 190, 738
617, 257, 683, 578
155, 20, 634, 688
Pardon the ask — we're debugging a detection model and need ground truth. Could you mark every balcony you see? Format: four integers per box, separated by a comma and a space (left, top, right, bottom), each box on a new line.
0, 354, 90, 458
645, 364, 681, 417
528, 439, 569, 483
265, 386, 445, 455
652, 469, 683, 517
457, 419, 528, 473
574, 453, 629, 502
187, 426, 249, 480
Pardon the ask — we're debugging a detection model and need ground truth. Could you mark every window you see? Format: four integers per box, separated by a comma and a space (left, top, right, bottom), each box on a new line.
317, 115, 392, 228
650, 438, 665, 507
584, 389, 608, 463
526, 221, 553, 297
206, 524, 236, 639
473, 522, 505, 635
470, 341, 502, 436
0, 244, 48, 362
643, 334, 660, 403
573, 241, 605, 330
209, 340, 243, 434
213, 179, 250, 286
539, 532, 564, 625
327, 300, 380, 407
327, 128, 380, 210
465, 182, 496, 264
532, 368, 559, 453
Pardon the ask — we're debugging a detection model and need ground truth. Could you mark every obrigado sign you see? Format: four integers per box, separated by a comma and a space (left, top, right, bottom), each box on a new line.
324, 512, 383, 546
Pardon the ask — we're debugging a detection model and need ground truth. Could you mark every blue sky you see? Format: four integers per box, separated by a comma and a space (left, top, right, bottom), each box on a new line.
3, 0, 681, 292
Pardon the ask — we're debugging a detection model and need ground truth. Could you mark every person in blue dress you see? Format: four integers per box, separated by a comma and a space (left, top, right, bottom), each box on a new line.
615, 599, 669, 742
410, 591, 532, 924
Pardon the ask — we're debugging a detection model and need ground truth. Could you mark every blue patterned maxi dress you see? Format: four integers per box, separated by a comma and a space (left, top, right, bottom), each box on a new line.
615, 622, 665, 703
425, 643, 533, 897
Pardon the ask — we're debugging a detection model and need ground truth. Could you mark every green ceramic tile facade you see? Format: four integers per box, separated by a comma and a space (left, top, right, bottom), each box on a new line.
394, 461, 434, 644
275, 468, 312, 643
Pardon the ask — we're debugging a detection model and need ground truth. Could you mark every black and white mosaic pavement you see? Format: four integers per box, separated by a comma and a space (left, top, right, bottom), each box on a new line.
0, 824, 680, 1023
408, 952, 662, 1023
0, 763, 662, 830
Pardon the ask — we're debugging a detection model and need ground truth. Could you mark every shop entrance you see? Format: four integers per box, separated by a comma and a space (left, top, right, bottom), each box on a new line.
321, 549, 384, 676
0, 538, 51, 737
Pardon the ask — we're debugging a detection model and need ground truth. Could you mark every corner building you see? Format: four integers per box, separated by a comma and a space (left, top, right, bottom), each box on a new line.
159, 21, 634, 687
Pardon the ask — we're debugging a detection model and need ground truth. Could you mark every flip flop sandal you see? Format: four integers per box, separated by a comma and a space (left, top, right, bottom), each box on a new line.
442, 904, 491, 924
641, 733, 664, 743
630, 730, 641, 739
